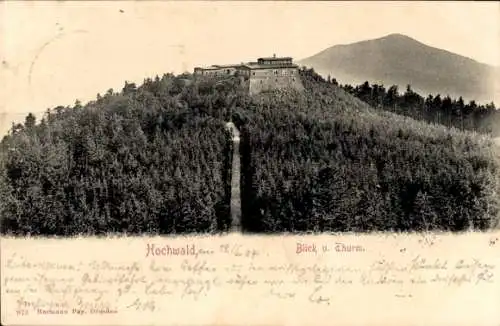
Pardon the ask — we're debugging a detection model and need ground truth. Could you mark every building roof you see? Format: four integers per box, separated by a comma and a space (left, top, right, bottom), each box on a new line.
258, 56, 293, 61
194, 57, 298, 71
212, 64, 241, 68
194, 66, 219, 71
195, 64, 243, 70
242, 63, 298, 70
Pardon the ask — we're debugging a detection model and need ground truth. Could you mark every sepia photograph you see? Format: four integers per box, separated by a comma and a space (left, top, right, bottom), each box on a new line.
1, 1, 499, 237
1, 2, 500, 326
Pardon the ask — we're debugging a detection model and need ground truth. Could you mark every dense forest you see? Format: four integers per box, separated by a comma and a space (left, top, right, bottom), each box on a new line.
331, 76, 500, 136
235, 69, 500, 232
0, 75, 237, 235
1, 68, 499, 235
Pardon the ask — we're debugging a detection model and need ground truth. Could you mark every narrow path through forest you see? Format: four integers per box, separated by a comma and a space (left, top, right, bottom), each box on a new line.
225, 121, 242, 232
494, 137, 500, 161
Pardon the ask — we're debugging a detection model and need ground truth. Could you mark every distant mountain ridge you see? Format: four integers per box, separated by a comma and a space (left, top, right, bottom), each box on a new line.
298, 33, 498, 103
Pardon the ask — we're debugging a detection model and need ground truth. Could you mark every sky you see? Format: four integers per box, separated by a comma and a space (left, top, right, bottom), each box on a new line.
1, 1, 499, 136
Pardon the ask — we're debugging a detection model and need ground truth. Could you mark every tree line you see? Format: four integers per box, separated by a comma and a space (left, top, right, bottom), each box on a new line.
328, 76, 500, 136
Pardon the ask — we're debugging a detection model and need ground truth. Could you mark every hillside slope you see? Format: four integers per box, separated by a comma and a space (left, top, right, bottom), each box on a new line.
299, 34, 498, 103
235, 69, 500, 232
1, 71, 499, 235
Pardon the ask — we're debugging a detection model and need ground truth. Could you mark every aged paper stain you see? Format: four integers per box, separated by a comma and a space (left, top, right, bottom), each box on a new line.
1, 233, 499, 325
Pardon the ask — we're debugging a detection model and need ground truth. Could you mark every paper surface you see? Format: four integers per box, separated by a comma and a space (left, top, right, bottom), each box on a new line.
2, 233, 500, 326
2, 2, 500, 326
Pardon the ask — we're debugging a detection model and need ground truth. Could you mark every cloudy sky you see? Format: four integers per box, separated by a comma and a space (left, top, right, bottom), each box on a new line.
1, 1, 499, 136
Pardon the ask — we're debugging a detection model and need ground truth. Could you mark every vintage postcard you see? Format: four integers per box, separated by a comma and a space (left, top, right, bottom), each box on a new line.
1, 1, 499, 325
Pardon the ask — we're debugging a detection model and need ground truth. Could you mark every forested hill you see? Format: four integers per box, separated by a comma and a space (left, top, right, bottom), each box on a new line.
1, 70, 499, 235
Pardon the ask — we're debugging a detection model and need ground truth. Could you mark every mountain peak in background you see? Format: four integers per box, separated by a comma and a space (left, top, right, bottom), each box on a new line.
299, 33, 498, 103
381, 33, 417, 40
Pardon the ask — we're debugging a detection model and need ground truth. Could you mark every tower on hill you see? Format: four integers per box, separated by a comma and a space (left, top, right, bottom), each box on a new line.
193, 55, 304, 95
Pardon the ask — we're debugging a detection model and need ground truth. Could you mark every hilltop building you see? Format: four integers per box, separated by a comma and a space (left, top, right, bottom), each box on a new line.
193, 55, 304, 95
